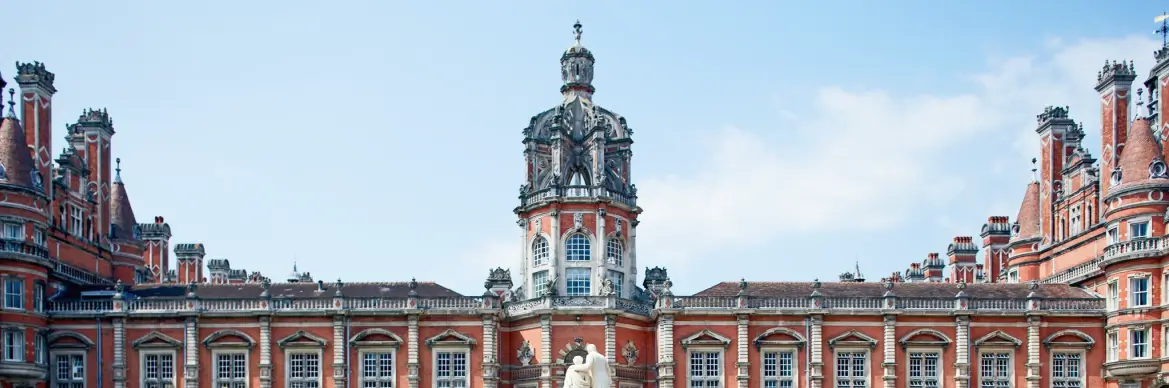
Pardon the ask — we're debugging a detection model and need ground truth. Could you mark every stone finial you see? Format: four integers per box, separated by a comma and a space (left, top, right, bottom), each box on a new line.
114, 279, 125, 295
335, 278, 344, 297
661, 278, 673, 296
573, 20, 583, 44
1027, 280, 1039, 291
14, 61, 56, 92
186, 282, 198, 298
883, 280, 894, 290
5, 88, 13, 118
812, 278, 821, 289
738, 278, 747, 295
409, 277, 418, 297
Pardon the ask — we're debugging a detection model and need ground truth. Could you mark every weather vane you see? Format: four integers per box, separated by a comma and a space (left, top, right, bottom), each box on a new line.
1156, 13, 1169, 46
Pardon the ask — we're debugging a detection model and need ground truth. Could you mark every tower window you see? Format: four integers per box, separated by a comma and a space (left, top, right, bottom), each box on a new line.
532, 270, 549, 297
565, 234, 591, 261
565, 268, 591, 296
608, 270, 624, 297
532, 236, 549, 267
606, 238, 624, 266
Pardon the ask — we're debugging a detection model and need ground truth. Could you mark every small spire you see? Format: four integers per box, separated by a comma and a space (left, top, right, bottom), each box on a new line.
573, 20, 583, 44
1157, 12, 1169, 46
5, 88, 14, 118
114, 157, 123, 183
1030, 158, 1038, 182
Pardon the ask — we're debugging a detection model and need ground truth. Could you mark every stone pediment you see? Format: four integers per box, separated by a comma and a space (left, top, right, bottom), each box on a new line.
828, 330, 877, 349
680, 329, 732, 349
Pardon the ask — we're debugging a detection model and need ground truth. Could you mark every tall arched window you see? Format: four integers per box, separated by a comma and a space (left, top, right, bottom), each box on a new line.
566, 234, 591, 261
532, 236, 549, 266
606, 238, 624, 266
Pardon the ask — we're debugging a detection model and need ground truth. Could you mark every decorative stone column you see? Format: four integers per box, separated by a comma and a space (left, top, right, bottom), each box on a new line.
605, 314, 617, 387
736, 314, 749, 388
540, 314, 553, 388
112, 318, 126, 388
629, 220, 638, 279
1026, 315, 1041, 388
809, 315, 824, 388
550, 209, 561, 294
259, 316, 273, 388
657, 313, 676, 388
332, 316, 347, 388
518, 219, 529, 297
408, 314, 420, 388
595, 209, 606, 292
184, 317, 199, 388
482, 314, 500, 388
882, 315, 896, 388
954, 315, 971, 388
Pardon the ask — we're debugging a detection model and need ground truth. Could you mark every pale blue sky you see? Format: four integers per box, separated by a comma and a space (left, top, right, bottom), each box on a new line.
3, 1, 1167, 294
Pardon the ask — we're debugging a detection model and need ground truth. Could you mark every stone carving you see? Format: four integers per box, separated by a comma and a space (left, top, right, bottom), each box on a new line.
544, 276, 558, 297
622, 340, 638, 365
563, 343, 610, 388
517, 340, 534, 366
600, 278, 615, 296
573, 213, 583, 230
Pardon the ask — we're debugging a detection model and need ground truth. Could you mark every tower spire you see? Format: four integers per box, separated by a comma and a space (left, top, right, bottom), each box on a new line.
1157, 12, 1169, 46
573, 20, 583, 44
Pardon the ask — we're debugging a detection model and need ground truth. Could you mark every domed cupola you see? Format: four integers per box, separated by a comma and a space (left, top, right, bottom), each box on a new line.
560, 20, 595, 100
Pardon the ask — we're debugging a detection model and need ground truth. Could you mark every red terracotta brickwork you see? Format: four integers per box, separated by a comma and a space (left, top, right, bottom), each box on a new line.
10, 20, 1169, 388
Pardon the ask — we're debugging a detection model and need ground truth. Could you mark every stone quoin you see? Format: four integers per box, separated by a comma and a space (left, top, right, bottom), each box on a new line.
8, 18, 1169, 388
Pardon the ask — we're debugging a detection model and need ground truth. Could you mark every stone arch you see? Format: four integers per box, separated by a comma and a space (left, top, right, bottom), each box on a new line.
753, 327, 807, 350
48, 331, 95, 349
1043, 329, 1095, 349
898, 328, 953, 349
202, 329, 256, 349
349, 328, 404, 348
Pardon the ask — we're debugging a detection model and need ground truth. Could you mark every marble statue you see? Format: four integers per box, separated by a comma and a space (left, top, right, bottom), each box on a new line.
564, 343, 610, 388
564, 356, 592, 388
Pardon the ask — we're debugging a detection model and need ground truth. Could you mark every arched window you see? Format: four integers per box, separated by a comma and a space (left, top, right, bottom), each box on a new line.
565, 234, 591, 261
606, 238, 624, 266
532, 236, 549, 266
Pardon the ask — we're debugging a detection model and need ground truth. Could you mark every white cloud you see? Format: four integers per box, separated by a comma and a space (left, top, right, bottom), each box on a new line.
636, 35, 1161, 272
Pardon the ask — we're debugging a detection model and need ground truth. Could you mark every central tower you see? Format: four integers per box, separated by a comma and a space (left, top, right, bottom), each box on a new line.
515, 21, 641, 299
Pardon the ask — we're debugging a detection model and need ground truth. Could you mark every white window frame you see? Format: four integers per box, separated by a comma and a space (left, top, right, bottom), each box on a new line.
608, 270, 624, 297
834, 348, 869, 388
532, 270, 549, 297
211, 349, 250, 388
1129, 327, 1150, 359
564, 233, 591, 262
606, 237, 624, 266
33, 282, 43, 312
1128, 274, 1151, 308
34, 228, 45, 246
1069, 205, 1082, 235
357, 347, 396, 388
35, 332, 46, 365
285, 348, 323, 388
431, 347, 470, 388
564, 267, 591, 296
977, 349, 1012, 388
3, 276, 24, 310
68, 205, 83, 237
3, 222, 24, 240
531, 236, 548, 267
3, 327, 25, 362
1007, 270, 1019, 284
1106, 331, 1118, 362
686, 347, 724, 388
1107, 225, 1119, 244
1106, 279, 1119, 311
905, 347, 942, 388
1128, 219, 1151, 239
760, 346, 797, 388
139, 349, 177, 388
51, 350, 86, 388
1049, 349, 1085, 388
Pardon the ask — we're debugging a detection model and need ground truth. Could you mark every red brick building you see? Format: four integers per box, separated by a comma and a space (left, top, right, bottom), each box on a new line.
11, 20, 1169, 388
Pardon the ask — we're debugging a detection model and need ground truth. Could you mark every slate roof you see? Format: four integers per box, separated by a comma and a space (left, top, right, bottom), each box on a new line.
1011, 182, 1041, 242
0, 116, 37, 189
1115, 118, 1167, 188
59, 281, 464, 300
694, 281, 1099, 299
109, 179, 138, 240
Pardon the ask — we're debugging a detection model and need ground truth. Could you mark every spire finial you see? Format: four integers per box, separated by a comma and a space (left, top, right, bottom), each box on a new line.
1030, 158, 1038, 182
5, 88, 14, 118
114, 157, 122, 183
1157, 12, 1169, 46
573, 20, 583, 44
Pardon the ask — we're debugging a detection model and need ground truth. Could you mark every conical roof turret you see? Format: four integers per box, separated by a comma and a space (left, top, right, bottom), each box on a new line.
0, 88, 38, 191
1010, 181, 1041, 242
109, 158, 140, 241
1110, 118, 1168, 189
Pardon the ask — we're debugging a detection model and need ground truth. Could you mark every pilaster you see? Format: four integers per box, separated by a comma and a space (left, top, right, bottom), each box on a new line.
954, 315, 971, 388
595, 209, 607, 292
736, 314, 749, 388
540, 314, 553, 388
1026, 315, 1041, 388
408, 314, 420, 388
809, 315, 824, 388
518, 219, 529, 297
113, 318, 126, 388
184, 317, 199, 388
332, 315, 347, 388
550, 209, 561, 294
629, 220, 638, 280
881, 315, 895, 388
607, 313, 617, 385
259, 316, 273, 388
657, 313, 676, 388
482, 314, 500, 388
